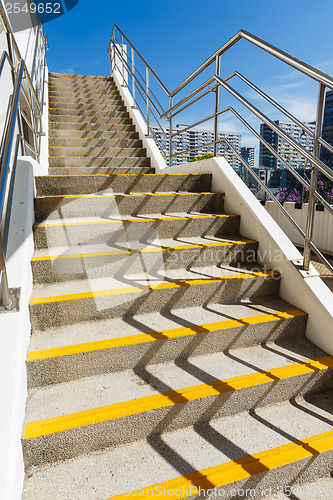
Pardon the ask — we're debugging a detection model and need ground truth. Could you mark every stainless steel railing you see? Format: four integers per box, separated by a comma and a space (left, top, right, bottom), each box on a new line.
107, 25, 333, 276
0, 6, 48, 308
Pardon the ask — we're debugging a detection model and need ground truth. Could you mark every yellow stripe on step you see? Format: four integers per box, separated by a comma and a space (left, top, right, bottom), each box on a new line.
32, 239, 256, 261
24, 356, 333, 439
28, 308, 305, 361
49, 130, 136, 134
34, 214, 237, 228
49, 146, 141, 149
42, 173, 205, 177
49, 156, 148, 159
107, 430, 333, 499
37, 192, 216, 199
29, 271, 279, 305
49, 121, 127, 125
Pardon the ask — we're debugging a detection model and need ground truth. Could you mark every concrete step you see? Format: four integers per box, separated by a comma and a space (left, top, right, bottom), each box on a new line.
49, 122, 135, 132
31, 235, 258, 284
49, 137, 143, 148
22, 342, 331, 466
48, 87, 119, 98
49, 102, 125, 112
49, 128, 139, 139
48, 73, 115, 82
33, 192, 225, 223
27, 298, 307, 386
48, 84, 118, 94
49, 74, 114, 84
22, 396, 333, 497
49, 96, 123, 107
48, 81, 118, 92
49, 145, 146, 158
29, 264, 280, 330
48, 156, 150, 167
33, 213, 241, 250
48, 166, 154, 175
35, 173, 211, 196
49, 108, 128, 117
49, 114, 133, 124
49, 72, 114, 82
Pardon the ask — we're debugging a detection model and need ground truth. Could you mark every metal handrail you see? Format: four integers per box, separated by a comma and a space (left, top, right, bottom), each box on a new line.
108, 24, 169, 96
169, 29, 333, 98
108, 25, 333, 275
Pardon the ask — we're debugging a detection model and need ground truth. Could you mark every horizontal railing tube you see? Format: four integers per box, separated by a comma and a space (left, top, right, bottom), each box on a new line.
0, 60, 25, 219
215, 75, 333, 182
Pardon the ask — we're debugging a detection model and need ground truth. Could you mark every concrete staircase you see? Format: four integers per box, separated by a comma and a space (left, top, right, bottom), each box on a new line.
22, 73, 333, 499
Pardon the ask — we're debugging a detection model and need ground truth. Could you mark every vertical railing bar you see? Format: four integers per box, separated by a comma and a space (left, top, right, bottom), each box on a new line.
31, 20, 41, 81
121, 33, 125, 86
3, 134, 20, 256
146, 67, 150, 135
303, 82, 325, 271
0, 252, 11, 308
132, 47, 135, 104
168, 97, 173, 167
213, 55, 220, 157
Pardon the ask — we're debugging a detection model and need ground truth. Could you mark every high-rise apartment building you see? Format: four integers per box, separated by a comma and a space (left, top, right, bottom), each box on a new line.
151, 125, 241, 169
320, 89, 333, 170
240, 147, 255, 168
259, 120, 315, 169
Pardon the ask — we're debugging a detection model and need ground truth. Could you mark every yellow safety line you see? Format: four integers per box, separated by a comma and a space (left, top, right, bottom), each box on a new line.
33, 214, 237, 228
49, 107, 122, 111
42, 173, 203, 177
28, 309, 305, 361
49, 113, 127, 117
49, 139, 137, 143
49, 154, 148, 160
29, 271, 278, 306
49, 96, 121, 101
32, 239, 256, 261
48, 166, 149, 169
49, 130, 135, 134
24, 356, 333, 439
36, 192, 216, 199
107, 430, 333, 499
49, 146, 141, 150
44, 174, 148, 177
49, 121, 131, 125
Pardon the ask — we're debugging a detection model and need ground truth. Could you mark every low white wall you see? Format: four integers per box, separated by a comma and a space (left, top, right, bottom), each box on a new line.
0, 160, 36, 500
265, 200, 333, 255
164, 157, 333, 355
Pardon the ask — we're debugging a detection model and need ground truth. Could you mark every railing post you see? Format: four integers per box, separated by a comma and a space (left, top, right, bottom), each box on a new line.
146, 67, 150, 135
168, 96, 173, 167
121, 33, 125, 86
0, 235, 12, 308
109, 42, 113, 74
213, 55, 220, 157
132, 47, 135, 104
303, 83, 325, 271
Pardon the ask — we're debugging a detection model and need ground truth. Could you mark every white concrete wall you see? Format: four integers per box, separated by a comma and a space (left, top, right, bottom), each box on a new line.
265, 201, 333, 255
0, 160, 35, 500
0, 7, 48, 498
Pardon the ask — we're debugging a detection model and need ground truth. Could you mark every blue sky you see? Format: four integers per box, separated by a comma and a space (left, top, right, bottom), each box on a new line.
45, 0, 333, 148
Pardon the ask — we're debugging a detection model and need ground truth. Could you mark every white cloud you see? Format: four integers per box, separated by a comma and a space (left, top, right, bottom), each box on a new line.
60, 64, 79, 74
